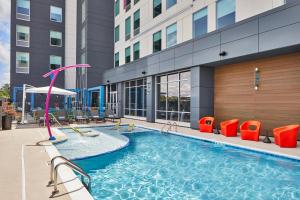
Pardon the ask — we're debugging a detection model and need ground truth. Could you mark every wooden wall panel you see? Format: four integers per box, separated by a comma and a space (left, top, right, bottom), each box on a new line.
215, 52, 300, 138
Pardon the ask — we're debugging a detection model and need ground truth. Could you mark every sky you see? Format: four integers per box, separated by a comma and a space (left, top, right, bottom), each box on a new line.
0, 0, 10, 88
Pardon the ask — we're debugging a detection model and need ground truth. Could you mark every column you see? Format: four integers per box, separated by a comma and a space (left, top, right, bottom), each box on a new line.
117, 82, 124, 118
190, 66, 214, 129
146, 76, 155, 123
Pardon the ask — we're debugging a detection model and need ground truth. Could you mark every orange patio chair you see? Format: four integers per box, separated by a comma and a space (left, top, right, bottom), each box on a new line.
240, 121, 261, 141
198, 117, 215, 133
220, 119, 239, 137
273, 125, 300, 148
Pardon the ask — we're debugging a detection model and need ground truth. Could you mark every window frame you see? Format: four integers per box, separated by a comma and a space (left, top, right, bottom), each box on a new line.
216, 0, 236, 29
133, 41, 140, 61
16, 0, 30, 21
153, 30, 162, 53
133, 9, 140, 36
114, 25, 120, 43
50, 5, 63, 23
50, 30, 62, 47
115, 52, 119, 67
166, 0, 177, 10
192, 7, 208, 38
153, 0, 162, 18
16, 25, 30, 47
166, 23, 177, 48
125, 46, 131, 64
49, 55, 62, 70
125, 16, 131, 41
16, 52, 30, 74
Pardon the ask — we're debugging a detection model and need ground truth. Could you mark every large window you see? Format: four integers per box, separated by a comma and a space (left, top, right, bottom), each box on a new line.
153, 31, 162, 53
115, 52, 119, 67
217, 0, 235, 29
16, 0, 30, 20
166, 0, 176, 9
125, 79, 147, 118
115, 25, 120, 43
133, 42, 140, 60
50, 6, 62, 23
166, 23, 177, 48
50, 31, 62, 47
153, 0, 162, 18
125, 16, 131, 41
133, 9, 140, 36
156, 71, 191, 124
16, 25, 30, 47
125, 0, 131, 11
115, 0, 120, 16
125, 46, 131, 64
49, 55, 62, 70
16, 52, 29, 74
193, 7, 208, 38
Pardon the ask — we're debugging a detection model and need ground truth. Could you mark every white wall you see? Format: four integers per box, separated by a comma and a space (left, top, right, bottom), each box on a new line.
114, 0, 285, 67
64, 0, 77, 89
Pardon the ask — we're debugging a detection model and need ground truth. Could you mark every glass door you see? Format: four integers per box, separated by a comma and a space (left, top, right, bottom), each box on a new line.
110, 91, 118, 116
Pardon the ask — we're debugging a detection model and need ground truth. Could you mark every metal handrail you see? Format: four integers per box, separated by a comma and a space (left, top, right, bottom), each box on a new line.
48, 156, 91, 196
172, 122, 178, 132
161, 122, 172, 133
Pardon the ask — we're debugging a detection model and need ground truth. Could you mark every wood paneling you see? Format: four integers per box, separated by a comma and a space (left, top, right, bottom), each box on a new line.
215, 52, 300, 138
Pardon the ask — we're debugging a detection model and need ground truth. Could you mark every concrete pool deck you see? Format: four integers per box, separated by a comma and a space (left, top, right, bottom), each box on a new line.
0, 119, 299, 200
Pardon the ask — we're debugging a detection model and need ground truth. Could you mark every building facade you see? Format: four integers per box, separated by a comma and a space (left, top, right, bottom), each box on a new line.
103, 0, 300, 133
10, 0, 114, 109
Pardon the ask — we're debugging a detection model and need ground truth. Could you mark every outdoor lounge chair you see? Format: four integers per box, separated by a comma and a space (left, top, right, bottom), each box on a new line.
220, 119, 239, 137
55, 109, 68, 125
75, 110, 89, 124
88, 109, 105, 123
240, 120, 261, 141
273, 125, 300, 148
105, 109, 121, 123
198, 117, 215, 133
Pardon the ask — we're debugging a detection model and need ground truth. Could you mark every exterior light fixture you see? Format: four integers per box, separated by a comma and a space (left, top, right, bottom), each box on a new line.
142, 71, 146, 75
254, 67, 260, 91
219, 51, 227, 56
107, 80, 110, 83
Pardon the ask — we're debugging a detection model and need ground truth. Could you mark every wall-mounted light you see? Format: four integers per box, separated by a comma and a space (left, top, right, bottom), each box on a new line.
254, 67, 260, 91
219, 51, 227, 56
107, 80, 110, 84
142, 71, 146, 75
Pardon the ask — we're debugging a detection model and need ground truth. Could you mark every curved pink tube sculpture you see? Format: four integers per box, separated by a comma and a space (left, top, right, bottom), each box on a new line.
43, 64, 91, 140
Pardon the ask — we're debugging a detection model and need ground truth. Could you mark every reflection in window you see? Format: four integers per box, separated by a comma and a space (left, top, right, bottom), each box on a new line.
50, 31, 62, 46
193, 7, 208, 38
16, 25, 30, 47
50, 6, 62, 22
217, 0, 235, 29
16, 52, 29, 73
166, 0, 176, 9
49, 55, 62, 70
115, 25, 120, 43
153, 31, 162, 53
17, 0, 30, 19
153, 0, 161, 18
125, 17, 131, 41
124, 79, 147, 118
156, 71, 191, 123
125, 46, 131, 64
133, 42, 140, 60
115, 52, 119, 67
166, 23, 177, 48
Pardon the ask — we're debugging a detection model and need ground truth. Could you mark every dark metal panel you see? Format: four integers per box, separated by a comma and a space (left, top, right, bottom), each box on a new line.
192, 46, 220, 66
193, 33, 220, 52
174, 54, 193, 70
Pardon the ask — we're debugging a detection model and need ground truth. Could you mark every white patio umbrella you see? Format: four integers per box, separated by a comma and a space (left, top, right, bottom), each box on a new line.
21, 84, 76, 124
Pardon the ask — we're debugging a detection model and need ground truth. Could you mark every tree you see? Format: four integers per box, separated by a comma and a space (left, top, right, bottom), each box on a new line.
0, 83, 10, 99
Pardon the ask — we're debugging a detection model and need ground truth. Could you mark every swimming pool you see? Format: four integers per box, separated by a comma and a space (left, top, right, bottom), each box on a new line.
56, 127, 300, 200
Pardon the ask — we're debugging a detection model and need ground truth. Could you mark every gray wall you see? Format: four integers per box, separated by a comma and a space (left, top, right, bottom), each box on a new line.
102, 1, 300, 84
11, 0, 65, 91
77, 0, 114, 88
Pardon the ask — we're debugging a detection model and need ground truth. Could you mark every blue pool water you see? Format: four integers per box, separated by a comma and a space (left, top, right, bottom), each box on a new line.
56, 128, 300, 200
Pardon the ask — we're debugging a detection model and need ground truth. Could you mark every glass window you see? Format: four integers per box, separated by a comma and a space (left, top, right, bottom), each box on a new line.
50, 6, 62, 22
115, 25, 120, 43
124, 79, 147, 118
115, 52, 119, 67
115, 0, 120, 16
125, 0, 131, 11
50, 31, 62, 47
81, 27, 86, 49
125, 46, 131, 64
16, 52, 29, 74
82, 1, 86, 22
166, 0, 176, 9
134, 0, 140, 4
133, 42, 140, 61
166, 23, 177, 48
133, 9, 140, 35
153, 31, 162, 53
125, 16, 131, 41
217, 0, 235, 29
156, 71, 191, 123
16, 25, 30, 47
193, 7, 208, 38
49, 55, 62, 70
153, 0, 161, 18
16, 0, 30, 17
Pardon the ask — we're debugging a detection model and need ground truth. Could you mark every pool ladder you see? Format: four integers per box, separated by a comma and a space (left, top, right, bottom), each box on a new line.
48, 156, 91, 196
160, 122, 178, 133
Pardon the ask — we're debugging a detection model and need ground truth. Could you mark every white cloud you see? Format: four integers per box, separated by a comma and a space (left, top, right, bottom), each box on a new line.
0, 0, 10, 22
0, 41, 9, 66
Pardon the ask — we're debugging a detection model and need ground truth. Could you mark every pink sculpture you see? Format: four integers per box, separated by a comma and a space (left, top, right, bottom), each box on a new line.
43, 64, 91, 140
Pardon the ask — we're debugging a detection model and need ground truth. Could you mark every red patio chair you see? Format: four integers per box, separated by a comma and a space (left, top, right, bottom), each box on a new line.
273, 125, 300, 148
240, 121, 261, 141
220, 119, 239, 137
198, 117, 215, 133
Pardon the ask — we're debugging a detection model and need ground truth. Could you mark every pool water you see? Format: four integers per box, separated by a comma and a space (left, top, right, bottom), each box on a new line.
57, 129, 300, 200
